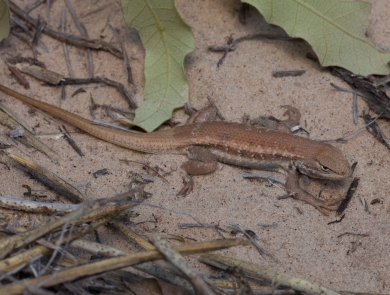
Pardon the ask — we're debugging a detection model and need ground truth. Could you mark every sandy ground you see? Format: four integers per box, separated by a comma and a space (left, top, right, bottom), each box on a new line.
1, 0, 390, 293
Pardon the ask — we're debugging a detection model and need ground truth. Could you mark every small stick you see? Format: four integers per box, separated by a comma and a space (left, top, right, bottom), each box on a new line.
149, 234, 218, 295
10, 16, 35, 38
120, 158, 169, 184
178, 223, 226, 238
24, 0, 45, 13
330, 83, 360, 124
228, 223, 279, 263
330, 82, 365, 95
337, 232, 369, 238
46, 0, 51, 21
60, 125, 84, 157
64, 0, 94, 78
100, 77, 137, 109
98, 103, 135, 117
353, 89, 358, 124
61, 10, 75, 78
80, 3, 112, 18
373, 74, 390, 87
61, 77, 137, 108
242, 172, 286, 185
16, 63, 65, 85
0, 239, 248, 294
64, 0, 84, 35
0, 196, 80, 213
92, 168, 110, 179
362, 113, 390, 150
32, 20, 45, 45
0, 254, 43, 282
91, 119, 134, 131
70, 238, 194, 291
321, 112, 382, 143
6, 151, 90, 203
6, 56, 46, 68
71, 88, 86, 97
61, 82, 66, 100
9, 31, 38, 58
327, 214, 345, 225
0, 103, 65, 165
108, 24, 133, 85
272, 70, 305, 78
10, 15, 48, 54
199, 254, 341, 295
360, 196, 370, 213
81, 23, 94, 78
332, 68, 390, 119
351, 161, 358, 174
0, 198, 109, 260
238, 3, 250, 25
207, 45, 236, 52
9, 2, 123, 58
7, 65, 30, 89
336, 178, 359, 214
216, 33, 300, 67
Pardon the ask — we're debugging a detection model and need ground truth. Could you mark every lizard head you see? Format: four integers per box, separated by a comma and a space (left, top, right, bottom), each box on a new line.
297, 144, 352, 180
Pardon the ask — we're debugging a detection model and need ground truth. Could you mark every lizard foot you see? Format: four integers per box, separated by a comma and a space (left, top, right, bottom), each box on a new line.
292, 193, 340, 215
286, 170, 341, 215
280, 105, 301, 126
177, 176, 194, 197
250, 105, 302, 133
277, 105, 301, 133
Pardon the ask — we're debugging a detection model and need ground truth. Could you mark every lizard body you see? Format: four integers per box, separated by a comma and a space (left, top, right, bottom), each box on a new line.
0, 84, 352, 214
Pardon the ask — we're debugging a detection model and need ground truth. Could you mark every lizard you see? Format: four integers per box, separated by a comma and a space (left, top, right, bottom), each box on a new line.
0, 84, 352, 214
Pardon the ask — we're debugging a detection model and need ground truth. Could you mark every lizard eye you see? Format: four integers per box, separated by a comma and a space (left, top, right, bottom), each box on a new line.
320, 165, 330, 172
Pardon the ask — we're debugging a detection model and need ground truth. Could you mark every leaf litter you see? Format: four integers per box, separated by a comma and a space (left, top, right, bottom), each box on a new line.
0, 0, 389, 294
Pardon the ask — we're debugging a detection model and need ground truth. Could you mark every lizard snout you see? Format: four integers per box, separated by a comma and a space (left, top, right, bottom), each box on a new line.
314, 144, 352, 179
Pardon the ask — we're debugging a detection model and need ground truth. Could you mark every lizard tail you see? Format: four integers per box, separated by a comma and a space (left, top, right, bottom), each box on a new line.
0, 84, 176, 153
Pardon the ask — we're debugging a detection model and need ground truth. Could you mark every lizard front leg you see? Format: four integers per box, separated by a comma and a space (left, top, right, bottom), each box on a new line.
285, 169, 340, 215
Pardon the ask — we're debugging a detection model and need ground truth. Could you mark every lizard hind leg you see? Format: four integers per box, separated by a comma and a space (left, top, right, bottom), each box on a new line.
277, 105, 302, 133
186, 106, 217, 124
251, 105, 302, 134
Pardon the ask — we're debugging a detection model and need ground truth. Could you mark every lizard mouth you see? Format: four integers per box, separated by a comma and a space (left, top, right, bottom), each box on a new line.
297, 163, 351, 180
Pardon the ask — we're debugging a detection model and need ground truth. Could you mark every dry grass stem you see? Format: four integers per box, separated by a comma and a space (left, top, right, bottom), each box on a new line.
150, 234, 217, 295
0, 106, 64, 165
0, 239, 248, 294
6, 151, 89, 203
0, 196, 80, 213
0, 198, 112, 259
199, 254, 341, 295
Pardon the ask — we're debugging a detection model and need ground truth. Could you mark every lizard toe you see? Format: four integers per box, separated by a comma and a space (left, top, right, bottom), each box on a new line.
177, 176, 194, 197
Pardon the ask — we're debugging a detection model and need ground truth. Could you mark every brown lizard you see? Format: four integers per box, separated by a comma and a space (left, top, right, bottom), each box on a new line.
0, 84, 352, 214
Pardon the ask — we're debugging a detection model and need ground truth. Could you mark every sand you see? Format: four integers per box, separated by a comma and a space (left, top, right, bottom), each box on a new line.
0, 0, 390, 292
